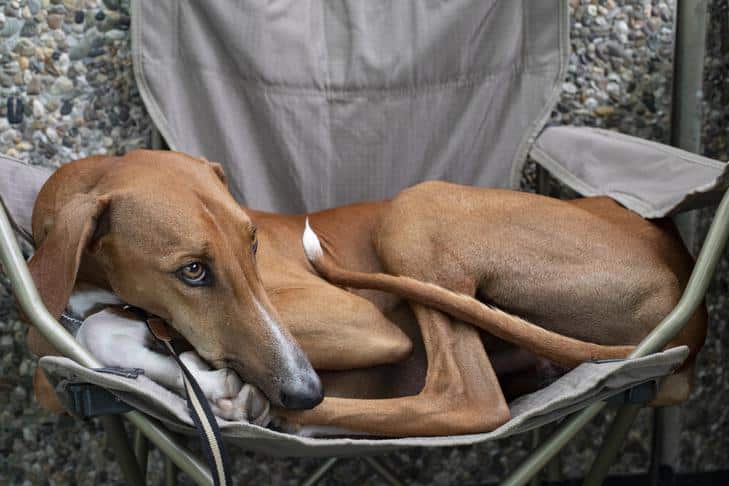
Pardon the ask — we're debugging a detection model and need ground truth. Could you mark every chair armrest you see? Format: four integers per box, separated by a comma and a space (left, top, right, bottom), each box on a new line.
630, 186, 729, 358
530, 126, 728, 218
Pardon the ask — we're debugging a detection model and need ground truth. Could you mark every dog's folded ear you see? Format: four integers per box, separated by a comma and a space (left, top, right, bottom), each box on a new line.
28, 194, 111, 319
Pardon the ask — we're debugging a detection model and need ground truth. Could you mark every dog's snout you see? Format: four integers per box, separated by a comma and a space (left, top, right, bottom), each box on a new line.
279, 373, 324, 410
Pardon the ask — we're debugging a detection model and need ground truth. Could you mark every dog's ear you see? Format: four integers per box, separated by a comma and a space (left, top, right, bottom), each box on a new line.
28, 194, 110, 319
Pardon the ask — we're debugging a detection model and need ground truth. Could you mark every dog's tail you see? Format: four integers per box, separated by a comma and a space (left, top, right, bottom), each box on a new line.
302, 219, 633, 369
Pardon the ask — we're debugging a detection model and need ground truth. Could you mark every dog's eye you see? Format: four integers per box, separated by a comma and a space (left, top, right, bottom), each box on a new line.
177, 262, 211, 286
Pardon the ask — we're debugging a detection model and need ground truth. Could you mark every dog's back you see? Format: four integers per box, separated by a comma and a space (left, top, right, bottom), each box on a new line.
376, 182, 707, 363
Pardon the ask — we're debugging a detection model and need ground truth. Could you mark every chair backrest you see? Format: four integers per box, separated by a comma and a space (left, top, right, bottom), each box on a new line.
132, 0, 567, 212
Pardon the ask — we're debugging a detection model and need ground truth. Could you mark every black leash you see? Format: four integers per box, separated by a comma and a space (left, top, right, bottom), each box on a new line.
125, 306, 232, 486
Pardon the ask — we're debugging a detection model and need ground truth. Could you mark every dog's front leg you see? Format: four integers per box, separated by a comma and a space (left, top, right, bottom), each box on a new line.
279, 305, 511, 437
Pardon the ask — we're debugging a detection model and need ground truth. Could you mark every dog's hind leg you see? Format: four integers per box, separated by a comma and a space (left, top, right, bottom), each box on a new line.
280, 304, 511, 437
303, 219, 633, 369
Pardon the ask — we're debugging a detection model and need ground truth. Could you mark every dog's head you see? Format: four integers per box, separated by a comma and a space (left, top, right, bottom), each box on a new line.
29, 150, 322, 409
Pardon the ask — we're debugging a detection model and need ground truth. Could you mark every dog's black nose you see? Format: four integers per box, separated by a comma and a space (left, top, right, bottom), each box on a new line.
279, 375, 324, 410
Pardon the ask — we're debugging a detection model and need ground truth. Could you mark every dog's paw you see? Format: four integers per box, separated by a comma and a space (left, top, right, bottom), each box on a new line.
213, 384, 270, 425
178, 351, 243, 401
205, 368, 244, 401
174, 351, 270, 424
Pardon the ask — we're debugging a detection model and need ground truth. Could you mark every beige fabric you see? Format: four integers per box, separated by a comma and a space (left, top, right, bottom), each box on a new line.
0, 155, 50, 243
131, 0, 568, 213
531, 126, 729, 218
41, 346, 687, 457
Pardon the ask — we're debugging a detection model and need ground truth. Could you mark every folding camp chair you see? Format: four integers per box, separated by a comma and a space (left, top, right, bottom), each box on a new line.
1, 0, 727, 484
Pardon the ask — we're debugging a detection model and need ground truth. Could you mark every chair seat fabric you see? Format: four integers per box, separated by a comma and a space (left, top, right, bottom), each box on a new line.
40, 346, 687, 456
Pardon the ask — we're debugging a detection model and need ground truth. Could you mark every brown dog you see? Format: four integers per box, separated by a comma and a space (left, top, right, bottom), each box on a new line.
27, 151, 706, 437
29, 151, 322, 411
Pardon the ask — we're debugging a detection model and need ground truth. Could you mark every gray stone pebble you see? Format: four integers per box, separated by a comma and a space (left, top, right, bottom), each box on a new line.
0, 0, 148, 166
553, 0, 676, 142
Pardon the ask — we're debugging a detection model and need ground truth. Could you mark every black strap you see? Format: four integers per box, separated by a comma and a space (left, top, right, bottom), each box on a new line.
126, 306, 232, 486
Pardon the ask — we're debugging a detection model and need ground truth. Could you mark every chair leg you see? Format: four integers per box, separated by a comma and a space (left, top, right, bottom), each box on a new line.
133, 429, 149, 480
529, 428, 542, 486
300, 458, 339, 486
528, 425, 562, 486
165, 456, 178, 486
582, 403, 642, 486
502, 401, 606, 486
362, 457, 404, 486
546, 451, 562, 483
101, 415, 146, 486
541, 423, 563, 483
648, 406, 680, 486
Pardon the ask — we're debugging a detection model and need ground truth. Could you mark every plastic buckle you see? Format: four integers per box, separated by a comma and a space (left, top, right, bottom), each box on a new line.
65, 383, 134, 418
